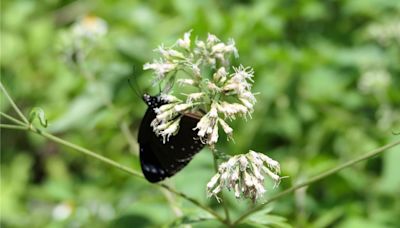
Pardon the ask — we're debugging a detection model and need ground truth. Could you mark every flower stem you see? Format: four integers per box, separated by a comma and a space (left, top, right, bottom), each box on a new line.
1, 111, 27, 126
232, 139, 400, 226
159, 183, 226, 223
0, 82, 29, 124
211, 148, 231, 225
30, 125, 144, 177
0, 124, 28, 130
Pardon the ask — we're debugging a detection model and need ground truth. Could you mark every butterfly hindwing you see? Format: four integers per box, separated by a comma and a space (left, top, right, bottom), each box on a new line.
138, 94, 205, 183
139, 143, 169, 182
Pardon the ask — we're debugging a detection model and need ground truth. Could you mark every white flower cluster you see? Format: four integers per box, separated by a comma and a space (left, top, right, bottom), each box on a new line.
358, 69, 391, 94
206, 151, 281, 202
367, 19, 400, 46
60, 15, 108, 65
72, 15, 108, 39
143, 31, 256, 146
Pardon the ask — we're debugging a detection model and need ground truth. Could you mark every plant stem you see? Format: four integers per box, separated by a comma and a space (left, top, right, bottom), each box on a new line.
29, 125, 144, 177
0, 124, 28, 130
232, 139, 400, 226
159, 183, 226, 224
1, 112, 27, 126
211, 148, 231, 225
0, 82, 29, 124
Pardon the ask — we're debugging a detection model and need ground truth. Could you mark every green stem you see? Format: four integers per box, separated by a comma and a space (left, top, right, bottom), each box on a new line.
211, 148, 231, 226
0, 112, 27, 126
29, 125, 144, 177
232, 139, 400, 226
0, 82, 29, 124
0, 124, 28, 130
160, 183, 226, 224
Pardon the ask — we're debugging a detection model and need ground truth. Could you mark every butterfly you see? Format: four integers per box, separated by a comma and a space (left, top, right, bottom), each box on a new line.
138, 93, 205, 183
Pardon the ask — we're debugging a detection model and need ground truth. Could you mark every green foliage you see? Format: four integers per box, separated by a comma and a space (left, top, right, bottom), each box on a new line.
1, 0, 399, 227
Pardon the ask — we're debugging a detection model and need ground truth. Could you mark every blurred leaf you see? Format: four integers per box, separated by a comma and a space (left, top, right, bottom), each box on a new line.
244, 206, 292, 228
378, 145, 400, 194
109, 214, 154, 228
169, 215, 215, 227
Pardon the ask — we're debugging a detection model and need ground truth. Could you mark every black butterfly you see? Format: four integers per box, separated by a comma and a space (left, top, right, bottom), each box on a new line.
138, 94, 205, 183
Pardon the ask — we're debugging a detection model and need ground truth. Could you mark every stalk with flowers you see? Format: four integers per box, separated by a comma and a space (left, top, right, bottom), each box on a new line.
143, 31, 282, 204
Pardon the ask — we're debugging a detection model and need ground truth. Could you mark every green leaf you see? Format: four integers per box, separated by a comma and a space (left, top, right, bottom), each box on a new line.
244, 206, 292, 228
249, 215, 292, 228
28, 107, 48, 128
169, 215, 216, 227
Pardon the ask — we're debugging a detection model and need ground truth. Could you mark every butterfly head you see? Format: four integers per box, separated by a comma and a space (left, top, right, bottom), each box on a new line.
143, 93, 165, 109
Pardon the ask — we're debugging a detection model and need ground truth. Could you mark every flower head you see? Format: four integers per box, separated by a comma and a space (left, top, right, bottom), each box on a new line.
206, 150, 282, 202
143, 31, 256, 146
72, 15, 108, 39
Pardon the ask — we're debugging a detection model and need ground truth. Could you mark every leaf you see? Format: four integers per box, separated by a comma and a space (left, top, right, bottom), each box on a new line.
28, 107, 48, 127
244, 206, 292, 228
169, 215, 216, 227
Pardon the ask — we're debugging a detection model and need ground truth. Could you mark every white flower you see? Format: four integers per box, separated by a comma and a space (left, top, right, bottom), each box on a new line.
144, 31, 257, 146
209, 103, 218, 118
207, 81, 221, 92
195, 115, 211, 138
218, 119, 233, 136
72, 15, 108, 39
175, 103, 193, 112
227, 39, 239, 58
217, 102, 248, 119
157, 46, 185, 59
207, 33, 220, 45
358, 69, 391, 94
206, 150, 282, 202
186, 92, 205, 103
233, 65, 254, 81
207, 173, 220, 189
143, 61, 176, 80
213, 67, 227, 82
178, 79, 196, 86
209, 123, 219, 144
155, 108, 177, 121
160, 94, 181, 103
177, 30, 192, 49
211, 43, 227, 54
52, 202, 73, 221
195, 40, 206, 49
191, 64, 202, 77
153, 117, 181, 143
154, 103, 175, 113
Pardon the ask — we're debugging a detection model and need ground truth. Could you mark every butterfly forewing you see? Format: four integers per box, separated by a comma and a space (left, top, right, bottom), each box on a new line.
138, 94, 205, 183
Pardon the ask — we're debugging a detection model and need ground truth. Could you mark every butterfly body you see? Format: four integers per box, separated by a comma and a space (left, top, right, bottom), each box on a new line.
138, 94, 205, 183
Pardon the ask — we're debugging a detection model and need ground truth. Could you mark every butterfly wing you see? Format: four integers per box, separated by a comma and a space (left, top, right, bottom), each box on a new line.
138, 95, 205, 183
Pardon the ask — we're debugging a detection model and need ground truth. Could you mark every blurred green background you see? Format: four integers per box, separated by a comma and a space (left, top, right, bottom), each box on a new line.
1, 0, 400, 227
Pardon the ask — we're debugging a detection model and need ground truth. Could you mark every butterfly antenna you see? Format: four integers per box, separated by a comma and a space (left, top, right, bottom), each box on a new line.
128, 79, 141, 98
128, 70, 144, 100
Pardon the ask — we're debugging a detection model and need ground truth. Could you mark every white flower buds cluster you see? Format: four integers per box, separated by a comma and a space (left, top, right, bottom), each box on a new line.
72, 15, 108, 40
206, 150, 281, 202
143, 31, 257, 146
150, 94, 200, 143
358, 69, 391, 94
367, 20, 400, 46
60, 15, 108, 64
